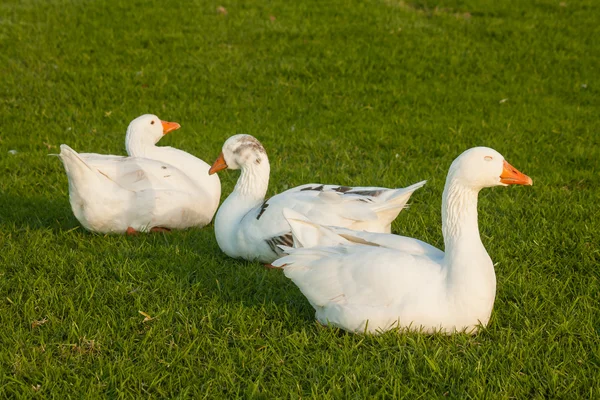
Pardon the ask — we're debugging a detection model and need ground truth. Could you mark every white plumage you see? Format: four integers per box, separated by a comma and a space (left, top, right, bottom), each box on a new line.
58, 114, 221, 234
273, 147, 533, 334
209, 134, 425, 263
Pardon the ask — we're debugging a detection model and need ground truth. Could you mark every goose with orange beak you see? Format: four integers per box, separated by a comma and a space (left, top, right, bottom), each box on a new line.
58, 114, 221, 234
208, 134, 426, 264
272, 147, 533, 335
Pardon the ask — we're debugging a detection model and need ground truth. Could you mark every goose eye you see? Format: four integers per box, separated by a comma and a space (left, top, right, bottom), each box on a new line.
484, 156, 493, 161
151, 120, 155, 125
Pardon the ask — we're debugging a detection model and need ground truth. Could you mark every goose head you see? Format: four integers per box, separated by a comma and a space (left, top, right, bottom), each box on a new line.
447, 147, 533, 190
125, 114, 181, 155
441, 147, 532, 267
209, 134, 268, 174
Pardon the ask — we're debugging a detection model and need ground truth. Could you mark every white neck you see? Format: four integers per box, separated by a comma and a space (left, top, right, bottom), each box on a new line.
214, 157, 271, 255
441, 179, 481, 253
125, 127, 157, 158
441, 176, 496, 320
233, 158, 270, 201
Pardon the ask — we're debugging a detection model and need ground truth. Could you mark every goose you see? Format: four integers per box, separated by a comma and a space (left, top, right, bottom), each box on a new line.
58, 114, 221, 234
208, 134, 426, 264
272, 147, 533, 334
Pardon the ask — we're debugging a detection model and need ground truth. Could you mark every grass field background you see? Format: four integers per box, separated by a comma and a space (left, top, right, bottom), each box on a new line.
1, 0, 599, 397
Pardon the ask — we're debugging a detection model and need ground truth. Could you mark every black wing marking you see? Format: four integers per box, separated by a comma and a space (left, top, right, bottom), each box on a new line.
300, 184, 325, 192
345, 189, 385, 197
265, 233, 294, 255
257, 201, 270, 220
299, 185, 383, 197
334, 186, 353, 193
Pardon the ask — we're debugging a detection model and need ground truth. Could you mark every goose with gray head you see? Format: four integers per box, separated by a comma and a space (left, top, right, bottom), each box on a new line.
209, 134, 426, 264
58, 114, 221, 234
272, 147, 533, 334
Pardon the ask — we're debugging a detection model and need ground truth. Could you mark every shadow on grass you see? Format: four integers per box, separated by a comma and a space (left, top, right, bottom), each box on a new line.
0, 192, 79, 233
0, 190, 313, 323
192, 251, 316, 322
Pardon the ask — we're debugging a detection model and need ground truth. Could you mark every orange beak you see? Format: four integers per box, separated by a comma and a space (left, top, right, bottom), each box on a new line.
161, 120, 181, 135
209, 152, 228, 175
500, 160, 533, 186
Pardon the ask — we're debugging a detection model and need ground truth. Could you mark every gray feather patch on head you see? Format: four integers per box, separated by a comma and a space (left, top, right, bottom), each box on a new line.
233, 135, 266, 156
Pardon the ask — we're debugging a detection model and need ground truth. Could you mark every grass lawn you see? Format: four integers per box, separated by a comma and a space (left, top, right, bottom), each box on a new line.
1, 0, 599, 397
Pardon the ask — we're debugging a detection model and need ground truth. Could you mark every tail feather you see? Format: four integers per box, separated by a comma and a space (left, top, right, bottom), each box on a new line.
59, 144, 96, 176
281, 208, 382, 250
58, 144, 120, 195
272, 243, 351, 269
375, 180, 426, 210
370, 180, 426, 226
282, 208, 351, 248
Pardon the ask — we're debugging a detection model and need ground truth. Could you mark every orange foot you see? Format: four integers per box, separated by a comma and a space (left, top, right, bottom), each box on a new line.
264, 263, 281, 269
150, 227, 171, 233
126, 227, 138, 236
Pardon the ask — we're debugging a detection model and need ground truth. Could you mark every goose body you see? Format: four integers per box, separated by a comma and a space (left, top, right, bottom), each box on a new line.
209, 134, 425, 264
58, 114, 221, 233
272, 147, 533, 334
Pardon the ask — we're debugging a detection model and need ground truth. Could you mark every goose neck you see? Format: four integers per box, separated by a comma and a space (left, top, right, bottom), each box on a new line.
441, 177, 496, 321
125, 128, 156, 158
232, 160, 271, 203
214, 160, 271, 255
441, 178, 482, 257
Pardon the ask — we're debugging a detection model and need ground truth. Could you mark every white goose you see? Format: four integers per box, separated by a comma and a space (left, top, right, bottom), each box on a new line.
208, 134, 426, 264
272, 147, 533, 334
58, 114, 221, 234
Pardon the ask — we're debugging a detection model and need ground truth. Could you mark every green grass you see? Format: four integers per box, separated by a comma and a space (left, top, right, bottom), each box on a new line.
1, 0, 599, 397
